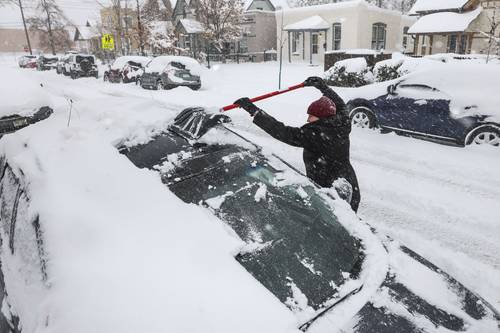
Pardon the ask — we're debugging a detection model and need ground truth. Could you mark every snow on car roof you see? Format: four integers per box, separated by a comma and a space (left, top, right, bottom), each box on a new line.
111, 56, 151, 70
408, 7, 481, 34
145, 56, 201, 75
0, 67, 51, 118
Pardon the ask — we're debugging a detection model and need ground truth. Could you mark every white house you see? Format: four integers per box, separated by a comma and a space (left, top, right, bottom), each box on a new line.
408, 0, 500, 56
276, 0, 416, 64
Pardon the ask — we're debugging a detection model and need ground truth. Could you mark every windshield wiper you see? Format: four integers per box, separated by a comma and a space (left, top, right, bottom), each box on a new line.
298, 284, 364, 332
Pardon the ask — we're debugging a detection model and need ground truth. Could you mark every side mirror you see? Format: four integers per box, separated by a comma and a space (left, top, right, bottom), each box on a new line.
387, 84, 397, 95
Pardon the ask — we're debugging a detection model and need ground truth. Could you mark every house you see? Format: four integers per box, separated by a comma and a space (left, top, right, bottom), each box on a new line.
172, 0, 207, 57
100, 6, 140, 55
408, 0, 499, 56
73, 21, 100, 54
276, 0, 416, 65
240, 0, 279, 62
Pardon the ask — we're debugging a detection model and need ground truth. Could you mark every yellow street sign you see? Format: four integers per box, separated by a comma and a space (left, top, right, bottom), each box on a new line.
101, 34, 115, 50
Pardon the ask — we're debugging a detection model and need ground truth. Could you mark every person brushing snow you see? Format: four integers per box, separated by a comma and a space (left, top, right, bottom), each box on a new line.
234, 76, 360, 212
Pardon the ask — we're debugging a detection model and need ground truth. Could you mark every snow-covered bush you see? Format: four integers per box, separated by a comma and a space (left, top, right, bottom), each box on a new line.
324, 57, 374, 87
373, 55, 408, 82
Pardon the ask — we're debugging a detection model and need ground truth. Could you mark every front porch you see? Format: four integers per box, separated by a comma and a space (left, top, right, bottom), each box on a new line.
283, 15, 329, 65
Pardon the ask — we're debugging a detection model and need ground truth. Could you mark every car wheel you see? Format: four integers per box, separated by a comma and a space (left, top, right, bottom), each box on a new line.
466, 126, 500, 147
350, 106, 376, 129
190, 85, 201, 91
156, 80, 163, 90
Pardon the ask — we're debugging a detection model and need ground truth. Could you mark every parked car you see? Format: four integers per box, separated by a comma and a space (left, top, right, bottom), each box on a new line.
103, 56, 150, 83
63, 54, 99, 79
0, 105, 500, 333
346, 66, 500, 147
140, 56, 201, 90
18, 55, 38, 68
36, 55, 58, 71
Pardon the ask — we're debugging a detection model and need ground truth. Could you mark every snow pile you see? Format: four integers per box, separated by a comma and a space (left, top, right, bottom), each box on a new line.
110, 56, 150, 70
0, 67, 51, 118
0, 97, 297, 333
324, 57, 374, 87
408, 7, 482, 34
144, 55, 202, 76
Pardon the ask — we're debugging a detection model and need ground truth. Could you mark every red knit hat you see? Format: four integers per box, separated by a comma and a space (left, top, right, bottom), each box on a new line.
307, 96, 336, 118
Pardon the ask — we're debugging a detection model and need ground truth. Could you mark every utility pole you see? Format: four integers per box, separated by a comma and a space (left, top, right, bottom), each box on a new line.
135, 0, 145, 55
41, 0, 56, 55
18, 0, 32, 55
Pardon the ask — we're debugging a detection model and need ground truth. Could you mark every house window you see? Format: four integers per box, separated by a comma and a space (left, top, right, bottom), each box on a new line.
448, 34, 457, 53
312, 33, 319, 54
292, 32, 300, 53
403, 26, 409, 49
372, 23, 386, 50
458, 35, 468, 54
332, 23, 342, 50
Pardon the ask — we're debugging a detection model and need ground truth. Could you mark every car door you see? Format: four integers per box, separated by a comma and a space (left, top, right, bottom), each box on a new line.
387, 83, 451, 134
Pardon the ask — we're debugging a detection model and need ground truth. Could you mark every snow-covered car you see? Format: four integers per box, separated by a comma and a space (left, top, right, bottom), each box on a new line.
103, 56, 150, 83
140, 56, 201, 90
345, 64, 500, 147
0, 68, 53, 138
18, 55, 38, 69
64, 54, 99, 79
1, 104, 499, 332
36, 55, 58, 71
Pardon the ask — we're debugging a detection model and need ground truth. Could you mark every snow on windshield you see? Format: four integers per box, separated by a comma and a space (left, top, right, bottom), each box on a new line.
145, 56, 202, 75
0, 67, 51, 118
111, 56, 150, 70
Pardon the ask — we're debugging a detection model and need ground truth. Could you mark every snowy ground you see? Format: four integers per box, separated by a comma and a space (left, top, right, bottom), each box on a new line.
1, 56, 499, 311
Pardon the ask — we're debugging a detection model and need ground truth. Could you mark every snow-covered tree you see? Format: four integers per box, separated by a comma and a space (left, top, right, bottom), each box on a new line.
479, 4, 500, 62
146, 21, 177, 54
198, 0, 244, 52
160, 0, 174, 19
142, 0, 163, 22
27, 0, 71, 54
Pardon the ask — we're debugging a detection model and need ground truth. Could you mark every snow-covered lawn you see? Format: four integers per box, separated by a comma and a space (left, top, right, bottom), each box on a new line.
1, 57, 499, 320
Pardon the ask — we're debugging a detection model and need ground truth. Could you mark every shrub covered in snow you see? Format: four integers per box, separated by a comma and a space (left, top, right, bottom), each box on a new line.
373, 57, 407, 82
324, 57, 374, 87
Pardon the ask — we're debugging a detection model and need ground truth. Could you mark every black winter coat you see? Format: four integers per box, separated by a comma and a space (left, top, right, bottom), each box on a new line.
252, 88, 360, 212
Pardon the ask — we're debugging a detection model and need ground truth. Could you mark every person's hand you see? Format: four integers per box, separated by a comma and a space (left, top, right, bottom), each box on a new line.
234, 97, 261, 116
303, 76, 328, 90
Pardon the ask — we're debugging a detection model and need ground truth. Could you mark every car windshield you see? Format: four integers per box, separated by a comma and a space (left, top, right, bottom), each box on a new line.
76, 56, 94, 64
167, 147, 361, 310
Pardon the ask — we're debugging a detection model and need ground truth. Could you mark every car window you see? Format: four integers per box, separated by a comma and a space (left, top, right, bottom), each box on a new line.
76, 56, 94, 64
395, 83, 445, 101
168, 152, 361, 310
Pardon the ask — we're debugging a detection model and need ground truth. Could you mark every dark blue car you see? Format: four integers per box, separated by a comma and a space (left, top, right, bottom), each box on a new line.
346, 76, 500, 147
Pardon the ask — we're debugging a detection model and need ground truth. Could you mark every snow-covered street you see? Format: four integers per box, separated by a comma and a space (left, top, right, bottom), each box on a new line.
1, 56, 499, 327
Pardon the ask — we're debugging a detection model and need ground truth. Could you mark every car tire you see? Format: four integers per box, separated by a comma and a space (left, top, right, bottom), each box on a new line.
465, 126, 500, 147
190, 85, 201, 91
350, 106, 376, 129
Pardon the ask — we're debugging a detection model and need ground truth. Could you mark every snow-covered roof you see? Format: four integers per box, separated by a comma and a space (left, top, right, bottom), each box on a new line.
179, 18, 204, 34
408, 7, 481, 34
76, 26, 99, 40
244, 0, 289, 10
409, 0, 470, 15
149, 20, 174, 33
284, 15, 329, 31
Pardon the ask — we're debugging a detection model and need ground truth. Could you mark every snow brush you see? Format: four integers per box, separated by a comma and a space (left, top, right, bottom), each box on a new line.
220, 83, 305, 112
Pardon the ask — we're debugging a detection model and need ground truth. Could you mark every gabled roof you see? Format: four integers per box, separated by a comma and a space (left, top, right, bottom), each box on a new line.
408, 7, 482, 34
284, 15, 329, 31
409, 0, 471, 15
244, 0, 289, 11
178, 18, 204, 33
75, 26, 99, 40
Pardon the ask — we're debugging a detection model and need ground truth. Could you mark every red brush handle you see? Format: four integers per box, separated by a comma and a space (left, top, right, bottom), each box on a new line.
221, 83, 305, 112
